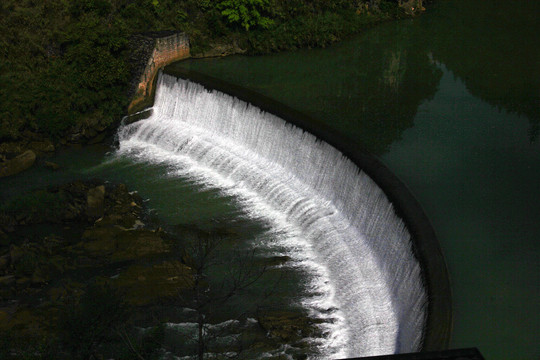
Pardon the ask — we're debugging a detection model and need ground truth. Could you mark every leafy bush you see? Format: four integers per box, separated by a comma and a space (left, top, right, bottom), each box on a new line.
217, 0, 274, 31
0, 0, 409, 141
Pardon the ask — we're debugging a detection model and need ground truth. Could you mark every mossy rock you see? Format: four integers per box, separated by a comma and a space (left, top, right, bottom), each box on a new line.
112, 229, 170, 261
81, 227, 169, 261
1, 308, 48, 337
0, 310, 10, 326
0, 150, 36, 177
114, 261, 193, 306
86, 185, 105, 218
79, 226, 123, 255
28, 140, 55, 153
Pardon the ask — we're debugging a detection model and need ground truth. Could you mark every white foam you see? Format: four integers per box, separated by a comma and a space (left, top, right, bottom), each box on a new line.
116, 74, 427, 357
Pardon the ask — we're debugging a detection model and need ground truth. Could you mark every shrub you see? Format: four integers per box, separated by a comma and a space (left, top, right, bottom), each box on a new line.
217, 0, 274, 31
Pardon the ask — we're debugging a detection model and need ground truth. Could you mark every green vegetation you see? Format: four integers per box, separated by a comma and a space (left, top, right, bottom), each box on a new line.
0, 0, 411, 142
218, 0, 274, 31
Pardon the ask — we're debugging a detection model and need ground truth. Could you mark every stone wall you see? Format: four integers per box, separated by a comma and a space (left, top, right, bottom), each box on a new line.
128, 32, 190, 114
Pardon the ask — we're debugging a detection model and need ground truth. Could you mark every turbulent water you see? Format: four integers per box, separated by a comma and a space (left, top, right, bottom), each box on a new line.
117, 73, 427, 358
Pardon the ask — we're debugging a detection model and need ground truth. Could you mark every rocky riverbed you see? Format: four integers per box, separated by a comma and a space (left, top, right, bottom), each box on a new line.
0, 178, 324, 359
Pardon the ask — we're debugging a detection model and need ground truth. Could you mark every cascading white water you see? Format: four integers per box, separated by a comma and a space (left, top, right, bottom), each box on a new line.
117, 73, 427, 358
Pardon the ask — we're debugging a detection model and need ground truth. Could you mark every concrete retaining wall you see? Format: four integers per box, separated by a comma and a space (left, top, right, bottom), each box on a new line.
128, 32, 190, 113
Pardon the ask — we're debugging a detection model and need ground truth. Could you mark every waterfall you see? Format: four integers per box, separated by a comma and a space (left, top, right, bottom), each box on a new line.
117, 73, 427, 358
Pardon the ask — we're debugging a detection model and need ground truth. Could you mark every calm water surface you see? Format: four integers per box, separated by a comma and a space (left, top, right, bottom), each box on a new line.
171, 0, 540, 358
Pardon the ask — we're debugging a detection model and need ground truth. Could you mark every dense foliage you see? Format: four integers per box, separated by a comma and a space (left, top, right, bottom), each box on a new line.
0, 0, 407, 141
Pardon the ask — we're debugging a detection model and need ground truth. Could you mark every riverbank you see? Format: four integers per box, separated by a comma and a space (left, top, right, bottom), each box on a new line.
0, 0, 427, 161
0, 178, 325, 359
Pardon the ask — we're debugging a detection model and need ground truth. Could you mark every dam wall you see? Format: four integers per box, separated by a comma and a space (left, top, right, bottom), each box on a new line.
128, 32, 190, 114
161, 67, 453, 352
124, 30, 451, 350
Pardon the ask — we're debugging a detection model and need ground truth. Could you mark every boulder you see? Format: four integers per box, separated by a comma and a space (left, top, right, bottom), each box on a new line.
0, 275, 15, 286
398, 0, 425, 14
0, 255, 10, 271
28, 140, 55, 153
81, 227, 169, 262
114, 261, 193, 306
87, 185, 105, 218
80, 226, 124, 255
44, 161, 60, 171
0, 229, 7, 246
9, 244, 24, 264
87, 132, 107, 145
0, 213, 16, 232
0, 310, 10, 325
111, 229, 170, 261
192, 40, 246, 58
0, 150, 36, 177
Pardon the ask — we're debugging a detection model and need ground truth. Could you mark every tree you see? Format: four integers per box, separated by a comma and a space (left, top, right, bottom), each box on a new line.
217, 0, 274, 31
173, 226, 273, 360
58, 283, 130, 359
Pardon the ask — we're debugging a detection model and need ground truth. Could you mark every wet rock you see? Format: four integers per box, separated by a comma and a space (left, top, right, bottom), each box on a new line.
112, 229, 169, 261
114, 261, 193, 306
48, 286, 68, 302
16, 277, 31, 287
192, 40, 246, 58
31, 266, 50, 285
257, 310, 323, 342
2, 308, 47, 337
63, 202, 84, 221
69, 132, 83, 143
0, 213, 16, 233
28, 140, 55, 153
0, 142, 26, 157
265, 256, 291, 266
0, 229, 8, 246
62, 180, 88, 198
97, 213, 138, 229
44, 161, 60, 171
80, 226, 124, 255
82, 127, 98, 139
21, 130, 42, 141
87, 185, 105, 218
0, 275, 15, 286
0, 309, 10, 325
9, 244, 25, 264
13, 250, 40, 277
0, 150, 36, 177
0, 255, 10, 271
81, 226, 169, 262
87, 132, 107, 145
398, 0, 425, 14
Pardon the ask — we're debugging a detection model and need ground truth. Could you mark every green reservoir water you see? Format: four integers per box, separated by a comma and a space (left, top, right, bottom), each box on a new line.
170, 0, 540, 358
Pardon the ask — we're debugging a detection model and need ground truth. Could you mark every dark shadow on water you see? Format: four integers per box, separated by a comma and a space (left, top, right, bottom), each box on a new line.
168, 20, 443, 156
163, 66, 452, 352
426, 0, 540, 143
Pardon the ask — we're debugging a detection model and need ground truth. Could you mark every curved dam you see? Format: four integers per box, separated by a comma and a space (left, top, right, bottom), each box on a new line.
118, 71, 451, 357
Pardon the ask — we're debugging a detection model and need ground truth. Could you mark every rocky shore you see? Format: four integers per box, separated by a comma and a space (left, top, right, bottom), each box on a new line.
0, 178, 324, 359
0, 123, 112, 179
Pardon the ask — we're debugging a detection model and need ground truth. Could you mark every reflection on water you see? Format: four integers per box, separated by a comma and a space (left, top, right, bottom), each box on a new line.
169, 20, 442, 155
426, 0, 540, 143
169, 1, 540, 359
383, 63, 540, 359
